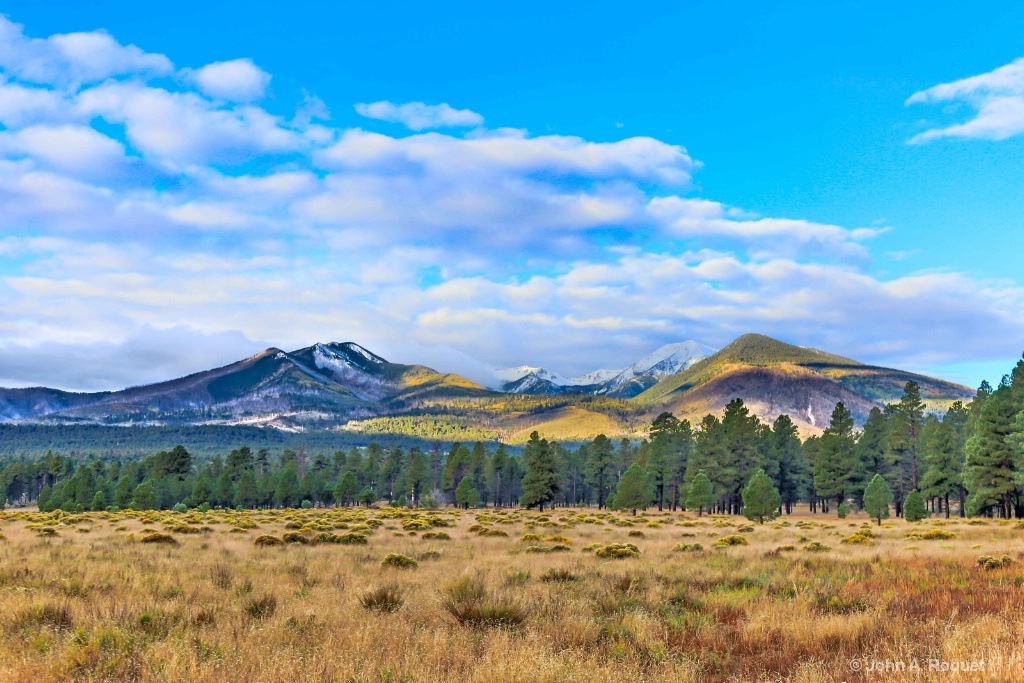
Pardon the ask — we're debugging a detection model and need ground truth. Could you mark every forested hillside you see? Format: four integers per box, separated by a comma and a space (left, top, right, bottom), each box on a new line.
2, 352, 1021, 519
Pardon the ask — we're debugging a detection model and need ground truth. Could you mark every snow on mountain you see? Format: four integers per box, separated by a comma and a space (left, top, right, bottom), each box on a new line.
495, 341, 716, 396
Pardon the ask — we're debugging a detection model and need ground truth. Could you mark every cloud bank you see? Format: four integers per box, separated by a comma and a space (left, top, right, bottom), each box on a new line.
0, 15, 1020, 390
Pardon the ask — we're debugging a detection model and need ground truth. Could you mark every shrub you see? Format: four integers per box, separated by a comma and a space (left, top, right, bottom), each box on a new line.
672, 543, 704, 552
736, 525, 755, 533
443, 576, 528, 629
519, 533, 543, 542
417, 550, 442, 561
837, 503, 851, 519
627, 530, 645, 538
311, 532, 342, 545
595, 543, 640, 559
421, 531, 451, 541
906, 529, 955, 541
804, 541, 831, 552
338, 532, 368, 545
478, 528, 508, 537
715, 535, 748, 547
978, 555, 1015, 570
282, 532, 309, 544
141, 532, 178, 545
544, 534, 572, 544
245, 594, 277, 620
581, 543, 605, 553
358, 582, 404, 612
840, 533, 872, 544
254, 535, 284, 547
380, 553, 418, 569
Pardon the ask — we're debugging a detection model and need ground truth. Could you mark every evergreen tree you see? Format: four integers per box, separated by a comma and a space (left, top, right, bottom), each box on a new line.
720, 399, 762, 514
519, 432, 560, 511
964, 384, 1020, 517
132, 481, 158, 510
853, 407, 890, 504
770, 414, 809, 514
455, 475, 480, 509
91, 489, 107, 511
903, 489, 927, 522
863, 474, 893, 525
406, 448, 429, 507
813, 402, 856, 512
274, 464, 301, 508
113, 476, 135, 509
614, 463, 651, 515
921, 401, 968, 518
887, 381, 926, 515
585, 434, 616, 508
487, 443, 509, 507
335, 471, 359, 506
741, 468, 781, 524
234, 470, 258, 508
684, 469, 716, 516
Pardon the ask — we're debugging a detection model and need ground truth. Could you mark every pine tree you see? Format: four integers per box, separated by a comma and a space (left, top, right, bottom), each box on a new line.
921, 401, 968, 518
852, 407, 890, 504
520, 432, 560, 511
455, 476, 479, 510
274, 464, 301, 508
132, 481, 158, 510
335, 471, 359, 506
91, 489, 107, 511
234, 470, 258, 509
903, 489, 927, 522
741, 468, 781, 524
813, 402, 856, 512
887, 382, 926, 515
770, 414, 810, 514
585, 434, 616, 508
863, 474, 892, 525
614, 463, 651, 515
721, 399, 762, 514
685, 470, 716, 516
487, 444, 509, 507
964, 384, 1020, 517
406, 448, 429, 507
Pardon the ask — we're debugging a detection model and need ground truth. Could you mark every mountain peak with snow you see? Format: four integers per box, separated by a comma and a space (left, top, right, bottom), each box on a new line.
495, 340, 716, 398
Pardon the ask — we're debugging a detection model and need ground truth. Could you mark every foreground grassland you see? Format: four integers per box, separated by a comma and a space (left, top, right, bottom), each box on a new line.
1, 507, 1023, 682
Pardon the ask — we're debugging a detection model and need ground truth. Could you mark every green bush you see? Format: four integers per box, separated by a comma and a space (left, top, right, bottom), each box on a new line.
595, 543, 640, 559
254, 535, 284, 547
380, 553, 418, 569
141, 532, 178, 545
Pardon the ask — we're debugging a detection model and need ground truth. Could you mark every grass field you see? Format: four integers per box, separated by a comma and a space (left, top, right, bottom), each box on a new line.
1, 505, 1022, 682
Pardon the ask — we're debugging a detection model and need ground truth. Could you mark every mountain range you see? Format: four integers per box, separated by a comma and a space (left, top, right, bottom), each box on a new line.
0, 334, 975, 441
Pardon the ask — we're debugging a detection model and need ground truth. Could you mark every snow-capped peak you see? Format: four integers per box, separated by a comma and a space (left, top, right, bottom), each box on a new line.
494, 341, 715, 395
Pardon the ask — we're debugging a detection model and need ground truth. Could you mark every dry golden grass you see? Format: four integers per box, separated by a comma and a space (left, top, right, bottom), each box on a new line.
1, 506, 1023, 682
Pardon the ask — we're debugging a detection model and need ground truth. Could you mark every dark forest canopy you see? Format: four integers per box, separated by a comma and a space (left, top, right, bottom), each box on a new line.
2, 353, 1023, 519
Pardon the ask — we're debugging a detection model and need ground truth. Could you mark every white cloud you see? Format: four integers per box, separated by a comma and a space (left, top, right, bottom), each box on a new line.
1, 124, 126, 177
355, 100, 484, 130
191, 58, 271, 102
907, 57, 1024, 142
0, 15, 172, 87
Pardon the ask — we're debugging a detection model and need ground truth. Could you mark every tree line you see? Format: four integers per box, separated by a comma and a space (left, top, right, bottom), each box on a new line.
3, 353, 1023, 518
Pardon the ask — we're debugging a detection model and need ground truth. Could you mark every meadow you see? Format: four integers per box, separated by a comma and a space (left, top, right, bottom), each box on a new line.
1, 505, 1022, 683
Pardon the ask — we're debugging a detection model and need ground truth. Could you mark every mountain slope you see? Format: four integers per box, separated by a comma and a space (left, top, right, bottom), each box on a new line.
638, 333, 975, 431
0, 342, 491, 426
497, 340, 714, 398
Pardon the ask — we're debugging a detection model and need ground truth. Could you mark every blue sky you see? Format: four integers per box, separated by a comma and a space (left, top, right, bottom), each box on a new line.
0, 1, 1022, 390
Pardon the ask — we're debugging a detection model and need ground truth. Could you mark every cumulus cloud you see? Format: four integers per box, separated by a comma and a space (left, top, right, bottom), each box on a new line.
0, 15, 172, 87
907, 57, 1024, 142
191, 58, 271, 102
355, 100, 484, 130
